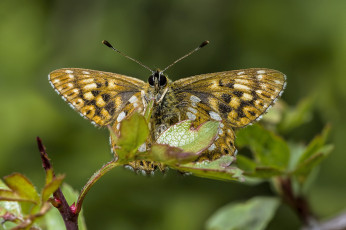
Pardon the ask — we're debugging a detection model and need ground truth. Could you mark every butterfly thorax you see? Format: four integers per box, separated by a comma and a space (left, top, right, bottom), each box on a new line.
144, 70, 180, 140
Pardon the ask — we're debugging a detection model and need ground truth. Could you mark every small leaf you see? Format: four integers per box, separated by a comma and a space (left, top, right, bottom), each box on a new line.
157, 120, 220, 154
279, 97, 314, 133
293, 145, 333, 183
0, 189, 29, 202
296, 125, 330, 166
291, 125, 332, 185
0, 179, 22, 228
41, 174, 64, 203
236, 155, 257, 172
248, 166, 285, 178
115, 112, 149, 161
206, 196, 280, 230
3, 173, 40, 204
237, 155, 285, 178
175, 155, 244, 181
149, 144, 197, 164
45, 168, 54, 185
236, 124, 290, 170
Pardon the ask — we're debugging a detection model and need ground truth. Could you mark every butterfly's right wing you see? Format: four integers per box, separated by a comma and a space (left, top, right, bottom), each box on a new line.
171, 68, 286, 128
49, 68, 146, 126
170, 68, 286, 160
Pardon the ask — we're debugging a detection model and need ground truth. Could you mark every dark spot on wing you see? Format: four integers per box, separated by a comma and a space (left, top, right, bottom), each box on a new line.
105, 101, 116, 116
233, 91, 243, 97
102, 94, 111, 102
225, 83, 234, 88
218, 103, 232, 114
91, 90, 100, 96
221, 94, 232, 103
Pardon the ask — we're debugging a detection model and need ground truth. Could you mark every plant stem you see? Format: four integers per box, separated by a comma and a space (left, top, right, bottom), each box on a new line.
37, 137, 79, 230
278, 177, 314, 226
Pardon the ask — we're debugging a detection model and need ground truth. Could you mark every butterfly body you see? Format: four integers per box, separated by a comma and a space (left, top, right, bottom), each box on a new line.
49, 67, 286, 174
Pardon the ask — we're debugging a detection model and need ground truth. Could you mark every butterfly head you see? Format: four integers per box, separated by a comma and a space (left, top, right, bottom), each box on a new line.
148, 70, 168, 91
146, 70, 170, 103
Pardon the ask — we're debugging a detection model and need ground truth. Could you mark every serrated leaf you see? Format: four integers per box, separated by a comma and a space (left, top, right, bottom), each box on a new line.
236, 124, 290, 170
3, 173, 40, 204
41, 175, 64, 203
115, 112, 149, 161
175, 155, 244, 181
206, 196, 280, 230
157, 120, 220, 154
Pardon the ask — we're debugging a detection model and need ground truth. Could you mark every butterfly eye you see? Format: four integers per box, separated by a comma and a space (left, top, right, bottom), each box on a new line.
148, 75, 155, 86
159, 75, 167, 86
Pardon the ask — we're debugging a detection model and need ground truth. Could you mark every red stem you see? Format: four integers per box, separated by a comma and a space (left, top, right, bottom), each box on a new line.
36, 137, 79, 230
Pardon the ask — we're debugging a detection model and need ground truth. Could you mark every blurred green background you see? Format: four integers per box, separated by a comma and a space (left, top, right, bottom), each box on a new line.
1, 0, 346, 229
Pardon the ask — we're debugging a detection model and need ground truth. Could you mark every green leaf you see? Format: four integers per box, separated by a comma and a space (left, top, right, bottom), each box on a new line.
296, 125, 330, 166
146, 120, 219, 165
206, 196, 280, 230
0, 180, 22, 218
0, 189, 25, 202
149, 144, 197, 164
2, 173, 40, 204
157, 120, 220, 154
291, 125, 332, 185
0, 204, 21, 227
236, 124, 290, 170
45, 168, 54, 185
115, 112, 149, 161
175, 155, 244, 181
236, 155, 257, 172
279, 97, 314, 133
41, 174, 64, 203
237, 155, 285, 178
293, 145, 333, 183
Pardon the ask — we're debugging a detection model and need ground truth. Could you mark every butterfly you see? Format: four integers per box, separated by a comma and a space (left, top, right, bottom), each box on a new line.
49, 40, 286, 174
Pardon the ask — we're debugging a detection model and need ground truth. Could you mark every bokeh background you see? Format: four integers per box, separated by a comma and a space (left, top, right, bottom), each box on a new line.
1, 0, 346, 229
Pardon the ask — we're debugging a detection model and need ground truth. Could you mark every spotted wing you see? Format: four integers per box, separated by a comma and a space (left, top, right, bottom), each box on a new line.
49, 68, 146, 126
171, 68, 286, 160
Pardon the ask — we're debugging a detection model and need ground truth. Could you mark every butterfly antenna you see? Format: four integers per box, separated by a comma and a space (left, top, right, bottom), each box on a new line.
102, 40, 154, 74
161, 40, 209, 73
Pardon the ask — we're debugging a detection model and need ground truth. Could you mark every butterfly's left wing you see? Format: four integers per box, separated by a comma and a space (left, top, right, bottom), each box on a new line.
49, 68, 146, 126
171, 68, 286, 160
